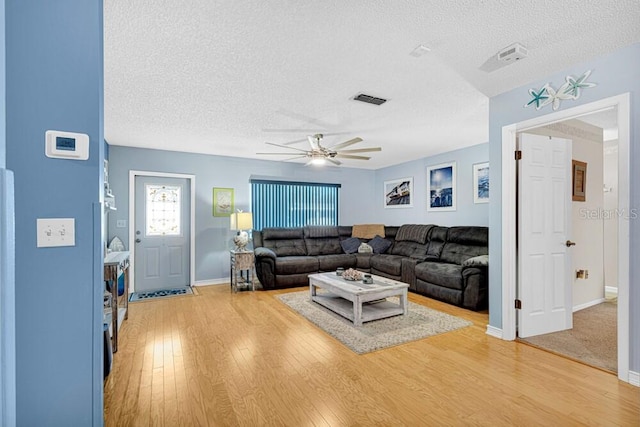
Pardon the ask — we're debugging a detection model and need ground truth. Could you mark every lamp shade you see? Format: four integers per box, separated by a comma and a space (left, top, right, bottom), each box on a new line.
231, 211, 253, 231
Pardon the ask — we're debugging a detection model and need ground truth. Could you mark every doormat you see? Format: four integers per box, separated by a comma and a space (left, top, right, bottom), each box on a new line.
129, 287, 194, 302
276, 291, 472, 354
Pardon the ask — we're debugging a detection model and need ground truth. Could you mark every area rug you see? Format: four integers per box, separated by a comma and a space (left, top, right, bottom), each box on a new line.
276, 291, 472, 354
520, 300, 617, 372
129, 286, 194, 302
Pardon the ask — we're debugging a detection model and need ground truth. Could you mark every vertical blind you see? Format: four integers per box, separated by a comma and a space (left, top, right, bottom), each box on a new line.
251, 179, 340, 230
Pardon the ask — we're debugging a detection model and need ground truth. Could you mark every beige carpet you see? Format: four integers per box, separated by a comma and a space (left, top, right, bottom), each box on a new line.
520, 301, 617, 372
277, 291, 471, 354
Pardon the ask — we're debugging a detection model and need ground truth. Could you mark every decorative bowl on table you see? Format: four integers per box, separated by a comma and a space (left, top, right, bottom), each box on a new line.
342, 268, 363, 281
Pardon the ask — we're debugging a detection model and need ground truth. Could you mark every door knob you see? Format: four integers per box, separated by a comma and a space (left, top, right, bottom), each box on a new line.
565, 240, 576, 247
135, 238, 141, 243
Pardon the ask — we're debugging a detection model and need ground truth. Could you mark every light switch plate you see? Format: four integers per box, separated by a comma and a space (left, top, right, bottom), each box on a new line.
37, 218, 75, 247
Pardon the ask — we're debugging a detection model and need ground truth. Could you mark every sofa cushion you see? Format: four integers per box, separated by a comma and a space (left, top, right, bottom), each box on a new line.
340, 237, 361, 254
304, 226, 339, 238
439, 226, 488, 265
274, 256, 319, 275
426, 226, 448, 258
390, 241, 428, 258
352, 224, 385, 239
262, 227, 307, 256
369, 254, 404, 276
414, 261, 464, 290
369, 235, 392, 254
317, 254, 357, 271
395, 224, 434, 244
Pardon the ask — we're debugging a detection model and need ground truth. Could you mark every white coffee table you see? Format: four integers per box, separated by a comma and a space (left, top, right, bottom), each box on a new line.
309, 272, 409, 326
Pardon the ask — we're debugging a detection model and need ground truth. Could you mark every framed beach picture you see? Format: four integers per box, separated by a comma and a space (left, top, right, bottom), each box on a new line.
212, 187, 234, 217
427, 162, 456, 211
473, 162, 490, 204
384, 177, 413, 208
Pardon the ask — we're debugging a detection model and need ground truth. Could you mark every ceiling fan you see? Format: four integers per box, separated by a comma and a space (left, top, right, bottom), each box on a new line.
257, 133, 381, 166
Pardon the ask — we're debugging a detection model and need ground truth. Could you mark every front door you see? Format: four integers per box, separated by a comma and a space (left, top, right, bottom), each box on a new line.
517, 133, 573, 338
134, 176, 190, 292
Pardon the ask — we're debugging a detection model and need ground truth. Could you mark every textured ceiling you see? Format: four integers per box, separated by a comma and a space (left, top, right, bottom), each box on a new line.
104, 1, 640, 169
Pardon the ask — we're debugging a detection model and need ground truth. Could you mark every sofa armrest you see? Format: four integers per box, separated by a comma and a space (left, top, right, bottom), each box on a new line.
461, 254, 488, 269
255, 246, 277, 260
401, 257, 421, 290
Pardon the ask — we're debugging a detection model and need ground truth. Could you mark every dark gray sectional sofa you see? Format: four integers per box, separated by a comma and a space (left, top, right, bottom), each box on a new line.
253, 224, 489, 311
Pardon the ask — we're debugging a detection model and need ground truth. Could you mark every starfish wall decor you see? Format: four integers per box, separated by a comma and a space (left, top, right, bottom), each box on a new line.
524, 70, 597, 111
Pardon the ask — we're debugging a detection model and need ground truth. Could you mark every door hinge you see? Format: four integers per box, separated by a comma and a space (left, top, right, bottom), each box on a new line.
515, 150, 522, 160
515, 299, 522, 309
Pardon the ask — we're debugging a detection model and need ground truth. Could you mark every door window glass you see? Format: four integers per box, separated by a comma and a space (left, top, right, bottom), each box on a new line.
146, 184, 181, 236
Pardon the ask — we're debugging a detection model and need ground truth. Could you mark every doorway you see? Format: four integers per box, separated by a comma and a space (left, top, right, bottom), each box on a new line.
500, 93, 631, 383
516, 114, 619, 372
129, 171, 196, 292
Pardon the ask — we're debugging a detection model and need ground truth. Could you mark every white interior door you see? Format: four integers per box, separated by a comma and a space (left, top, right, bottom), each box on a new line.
517, 133, 573, 338
134, 176, 190, 292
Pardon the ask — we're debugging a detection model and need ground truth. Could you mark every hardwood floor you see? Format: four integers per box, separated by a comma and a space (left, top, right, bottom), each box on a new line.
104, 285, 639, 426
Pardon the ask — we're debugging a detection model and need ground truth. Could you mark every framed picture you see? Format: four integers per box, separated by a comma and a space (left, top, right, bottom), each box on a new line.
572, 160, 587, 202
473, 162, 490, 204
427, 162, 456, 211
212, 187, 234, 216
384, 177, 413, 208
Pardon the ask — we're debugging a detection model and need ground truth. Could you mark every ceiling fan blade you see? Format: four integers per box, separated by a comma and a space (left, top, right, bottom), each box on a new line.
329, 137, 363, 151
265, 142, 309, 152
256, 152, 307, 155
281, 155, 308, 162
327, 158, 342, 166
334, 154, 370, 160
338, 147, 382, 153
307, 135, 320, 150
282, 138, 308, 146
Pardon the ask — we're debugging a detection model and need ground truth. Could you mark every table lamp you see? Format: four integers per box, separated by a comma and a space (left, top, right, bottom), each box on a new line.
230, 211, 253, 251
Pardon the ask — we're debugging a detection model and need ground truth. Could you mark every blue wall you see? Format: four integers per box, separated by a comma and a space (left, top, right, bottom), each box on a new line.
6, 2, 104, 425
373, 143, 489, 226
107, 147, 376, 283
489, 43, 639, 372
108, 143, 489, 284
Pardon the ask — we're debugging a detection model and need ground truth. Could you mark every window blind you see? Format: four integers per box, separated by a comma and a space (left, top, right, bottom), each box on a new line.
251, 180, 340, 230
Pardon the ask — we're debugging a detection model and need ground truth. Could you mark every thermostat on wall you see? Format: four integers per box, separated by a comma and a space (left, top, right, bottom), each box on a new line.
45, 130, 89, 160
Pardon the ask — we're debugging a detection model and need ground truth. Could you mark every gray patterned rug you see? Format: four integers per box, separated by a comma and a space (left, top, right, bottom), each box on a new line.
277, 291, 472, 354
129, 286, 194, 302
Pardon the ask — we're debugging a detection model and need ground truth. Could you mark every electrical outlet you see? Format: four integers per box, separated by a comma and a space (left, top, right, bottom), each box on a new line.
37, 218, 75, 247
116, 220, 127, 228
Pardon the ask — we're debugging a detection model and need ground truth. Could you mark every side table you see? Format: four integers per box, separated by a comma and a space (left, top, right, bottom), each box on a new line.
230, 250, 256, 292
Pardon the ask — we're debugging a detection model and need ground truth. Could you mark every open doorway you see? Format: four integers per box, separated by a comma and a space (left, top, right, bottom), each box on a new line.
499, 93, 631, 384
517, 109, 619, 373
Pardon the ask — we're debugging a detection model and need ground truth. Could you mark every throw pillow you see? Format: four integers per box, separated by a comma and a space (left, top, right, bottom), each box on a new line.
357, 242, 373, 253
340, 237, 361, 254
369, 235, 392, 254
462, 254, 489, 267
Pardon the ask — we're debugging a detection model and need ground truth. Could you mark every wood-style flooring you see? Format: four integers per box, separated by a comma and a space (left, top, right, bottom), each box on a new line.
104, 285, 639, 426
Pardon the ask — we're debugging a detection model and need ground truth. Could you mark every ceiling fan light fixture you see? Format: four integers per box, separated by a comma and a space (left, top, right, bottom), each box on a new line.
310, 157, 326, 166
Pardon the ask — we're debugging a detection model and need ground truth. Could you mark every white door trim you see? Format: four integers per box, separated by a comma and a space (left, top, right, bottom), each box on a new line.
129, 170, 196, 292
500, 93, 631, 383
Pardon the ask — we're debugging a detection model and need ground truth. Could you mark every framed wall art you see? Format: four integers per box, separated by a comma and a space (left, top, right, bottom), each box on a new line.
212, 187, 234, 216
427, 162, 456, 211
473, 162, 489, 204
384, 177, 413, 208
572, 160, 587, 202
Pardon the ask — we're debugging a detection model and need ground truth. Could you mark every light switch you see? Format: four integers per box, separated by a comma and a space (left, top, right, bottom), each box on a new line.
37, 218, 76, 247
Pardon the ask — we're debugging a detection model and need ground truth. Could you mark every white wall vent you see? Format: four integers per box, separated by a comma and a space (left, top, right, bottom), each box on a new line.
497, 43, 528, 62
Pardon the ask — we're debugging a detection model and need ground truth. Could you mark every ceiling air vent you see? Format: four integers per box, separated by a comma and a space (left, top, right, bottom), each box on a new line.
353, 93, 387, 105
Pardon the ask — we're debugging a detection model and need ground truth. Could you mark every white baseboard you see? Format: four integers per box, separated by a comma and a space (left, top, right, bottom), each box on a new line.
193, 278, 228, 287
605, 286, 618, 295
485, 325, 503, 339
629, 370, 640, 387
573, 298, 605, 312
